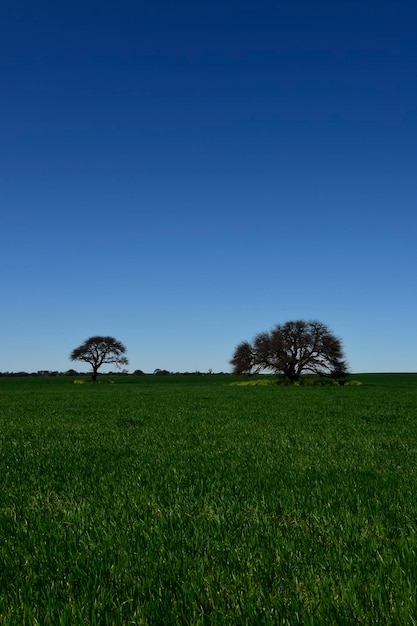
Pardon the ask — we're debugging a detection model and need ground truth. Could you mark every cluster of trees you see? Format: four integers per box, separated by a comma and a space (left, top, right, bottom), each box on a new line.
1, 322, 350, 382
230, 320, 348, 381
67, 321, 348, 384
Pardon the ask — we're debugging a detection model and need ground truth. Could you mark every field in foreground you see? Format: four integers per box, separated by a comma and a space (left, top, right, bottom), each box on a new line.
1, 373, 417, 624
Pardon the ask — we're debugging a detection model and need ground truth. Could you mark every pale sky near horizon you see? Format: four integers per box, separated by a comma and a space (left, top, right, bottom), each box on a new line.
1, 0, 416, 374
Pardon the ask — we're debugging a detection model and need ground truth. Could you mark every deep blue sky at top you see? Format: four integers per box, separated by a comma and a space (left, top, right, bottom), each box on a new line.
1, 0, 416, 373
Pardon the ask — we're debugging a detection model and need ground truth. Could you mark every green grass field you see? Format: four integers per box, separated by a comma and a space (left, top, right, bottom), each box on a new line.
1, 373, 417, 624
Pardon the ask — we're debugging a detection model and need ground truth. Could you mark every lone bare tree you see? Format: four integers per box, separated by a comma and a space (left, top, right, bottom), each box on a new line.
231, 320, 348, 381
70, 336, 128, 381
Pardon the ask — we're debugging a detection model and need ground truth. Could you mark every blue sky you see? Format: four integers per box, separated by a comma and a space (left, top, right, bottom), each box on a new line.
1, 0, 416, 373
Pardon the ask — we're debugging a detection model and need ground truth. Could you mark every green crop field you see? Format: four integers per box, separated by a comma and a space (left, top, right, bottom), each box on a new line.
1, 373, 417, 624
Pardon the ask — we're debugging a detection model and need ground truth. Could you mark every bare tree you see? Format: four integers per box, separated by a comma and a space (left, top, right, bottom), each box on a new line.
231, 320, 348, 382
70, 336, 128, 381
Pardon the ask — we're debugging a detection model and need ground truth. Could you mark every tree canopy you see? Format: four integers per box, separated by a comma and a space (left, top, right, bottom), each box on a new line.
230, 320, 348, 381
70, 336, 128, 381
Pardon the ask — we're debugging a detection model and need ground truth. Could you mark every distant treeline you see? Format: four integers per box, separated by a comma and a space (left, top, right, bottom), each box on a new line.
0, 369, 229, 378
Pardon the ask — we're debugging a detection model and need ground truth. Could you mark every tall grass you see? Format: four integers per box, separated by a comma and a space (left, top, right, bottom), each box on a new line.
1, 374, 417, 624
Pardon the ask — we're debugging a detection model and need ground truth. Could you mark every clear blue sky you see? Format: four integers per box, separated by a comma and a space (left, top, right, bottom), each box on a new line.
1, 0, 416, 373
